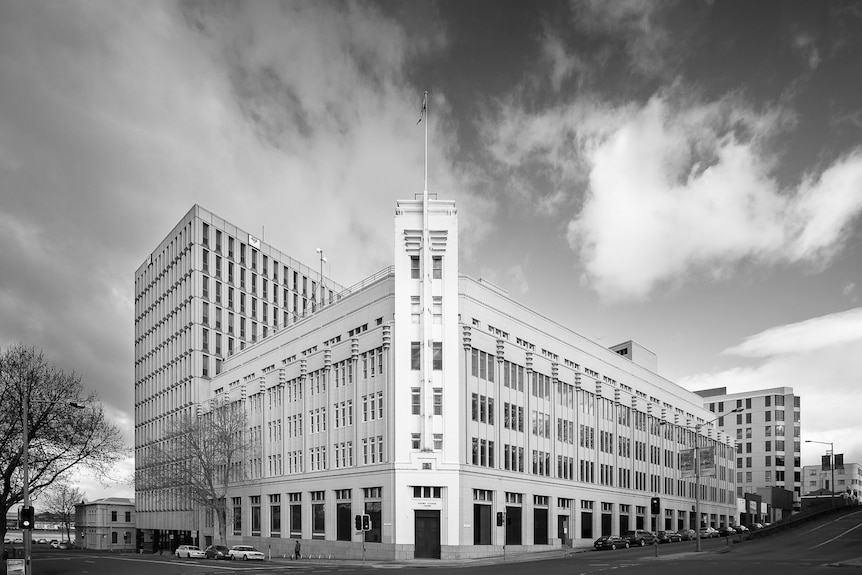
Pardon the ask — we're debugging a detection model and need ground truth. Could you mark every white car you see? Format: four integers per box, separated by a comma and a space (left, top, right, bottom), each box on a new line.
175, 544, 206, 558
228, 545, 265, 561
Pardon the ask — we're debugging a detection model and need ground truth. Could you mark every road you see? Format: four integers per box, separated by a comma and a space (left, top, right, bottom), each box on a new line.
17, 508, 862, 575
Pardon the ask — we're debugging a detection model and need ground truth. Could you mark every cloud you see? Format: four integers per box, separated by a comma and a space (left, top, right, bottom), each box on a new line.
680, 309, 862, 466
484, 82, 862, 301
794, 32, 821, 70
568, 0, 678, 77
540, 31, 585, 92
0, 0, 492, 494
723, 307, 862, 357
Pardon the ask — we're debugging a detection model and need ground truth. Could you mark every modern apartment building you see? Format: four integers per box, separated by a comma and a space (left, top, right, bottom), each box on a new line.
696, 387, 801, 512
135, 196, 739, 559
133, 205, 343, 543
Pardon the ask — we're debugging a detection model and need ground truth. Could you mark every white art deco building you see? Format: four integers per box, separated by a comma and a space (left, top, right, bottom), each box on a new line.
135, 194, 739, 559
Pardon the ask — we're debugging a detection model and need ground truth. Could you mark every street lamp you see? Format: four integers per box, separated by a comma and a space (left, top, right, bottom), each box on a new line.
662, 406, 743, 552
805, 439, 835, 508
22, 398, 86, 575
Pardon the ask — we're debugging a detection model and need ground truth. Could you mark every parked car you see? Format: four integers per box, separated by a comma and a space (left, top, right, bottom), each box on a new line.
594, 535, 630, 550
735, 524, 750, 533
36, 538, 48, 544
656, 530, 682, 543
717, 526, 737, 537
175, 545, 206, 559
677, 528, 696, 541
700, 527, 718, 539
624, 529, 657, 547
228, 545, 265, 561
50, 541, 69, 549
205, 545, 231, 560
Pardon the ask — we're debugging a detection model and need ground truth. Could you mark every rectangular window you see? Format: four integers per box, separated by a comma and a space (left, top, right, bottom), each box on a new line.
233, 497, 242, 535
432, 256, 442, 279
433, 388, 442, 415
411, 388, 420, 414
411, 342, 421, 370
432, 342, 442, 370
410, 256, 420, 279
411, 296, 421, 323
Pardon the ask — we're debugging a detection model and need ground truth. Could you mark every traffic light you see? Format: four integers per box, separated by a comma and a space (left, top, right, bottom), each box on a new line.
496, 512, 504, 526
362, 514, 371, 531
355, 514, 362, 531
19, 505, 35, 529
650, 497, 661, 515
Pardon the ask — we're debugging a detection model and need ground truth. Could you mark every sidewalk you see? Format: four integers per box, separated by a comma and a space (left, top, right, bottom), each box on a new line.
264, 544, 593, 569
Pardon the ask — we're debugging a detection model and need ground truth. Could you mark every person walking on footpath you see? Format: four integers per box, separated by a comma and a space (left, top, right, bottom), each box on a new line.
158, 542, 163, 555
294, 540, 301, 560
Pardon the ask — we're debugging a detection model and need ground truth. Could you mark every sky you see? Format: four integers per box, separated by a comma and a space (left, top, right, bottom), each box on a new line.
1, 0, 861, 501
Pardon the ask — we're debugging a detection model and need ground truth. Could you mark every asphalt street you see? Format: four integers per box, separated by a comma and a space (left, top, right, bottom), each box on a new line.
11, 507, 862, 575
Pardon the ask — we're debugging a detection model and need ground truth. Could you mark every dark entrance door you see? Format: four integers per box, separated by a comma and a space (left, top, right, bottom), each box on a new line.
601, 512, 612, 536
414, 510, 441, 559
473, 504, 491, 545
557, 514, 569, 545
620, 513, 629, 535
534, 508, 548, 544
505, 506, 522, 545
336, 503, 352, 541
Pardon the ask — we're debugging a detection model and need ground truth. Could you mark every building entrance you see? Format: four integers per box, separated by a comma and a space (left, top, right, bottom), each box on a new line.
414, 510, 440, 559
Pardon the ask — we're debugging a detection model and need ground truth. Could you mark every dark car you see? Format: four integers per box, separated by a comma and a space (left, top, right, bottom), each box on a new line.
656, 530, 682, 543
717, 526, 737, 537
624, 529, 657, 547
204, 545, 231, 560
594, 535, 630, 550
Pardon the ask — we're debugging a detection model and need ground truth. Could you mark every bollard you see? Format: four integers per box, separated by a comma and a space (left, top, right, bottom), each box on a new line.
654, 539, 659, 557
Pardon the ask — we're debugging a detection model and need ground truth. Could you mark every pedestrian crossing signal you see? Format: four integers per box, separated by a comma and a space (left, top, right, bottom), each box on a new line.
19, 506, 35, 529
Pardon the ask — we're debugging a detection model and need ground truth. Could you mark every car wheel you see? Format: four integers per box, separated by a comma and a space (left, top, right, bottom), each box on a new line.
625, 542, 630, 548
243, 554, 249, 561
639, 539, 645, 547
610, 544, 616, 550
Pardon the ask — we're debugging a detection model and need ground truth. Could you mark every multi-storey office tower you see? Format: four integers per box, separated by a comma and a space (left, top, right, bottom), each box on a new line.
134, 205, 343, 538
137, 198, 738, 559
696, 387, 802, 511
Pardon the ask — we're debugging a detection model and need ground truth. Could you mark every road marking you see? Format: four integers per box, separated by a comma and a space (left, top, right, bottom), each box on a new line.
807, 520, 862, 550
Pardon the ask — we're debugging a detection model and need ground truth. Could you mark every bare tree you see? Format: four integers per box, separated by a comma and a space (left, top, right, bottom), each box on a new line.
141, 396, 254, 545
39, 482, 85, 543
0, 344, 126, 553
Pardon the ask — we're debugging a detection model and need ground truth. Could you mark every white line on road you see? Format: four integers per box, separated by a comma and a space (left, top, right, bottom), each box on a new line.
807, 519, 862, 550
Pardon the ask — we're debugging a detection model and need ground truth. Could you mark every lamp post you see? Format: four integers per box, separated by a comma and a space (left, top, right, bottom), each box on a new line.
805, 439, 835, 508
21, 398, 85, 575
663, 406, 743, 552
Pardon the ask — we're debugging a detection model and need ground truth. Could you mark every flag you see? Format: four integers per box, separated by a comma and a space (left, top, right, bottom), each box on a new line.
417, 92, 426, 124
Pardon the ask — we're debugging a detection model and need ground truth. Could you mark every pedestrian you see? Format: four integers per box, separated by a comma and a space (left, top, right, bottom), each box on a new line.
158, 542, 163, 555
294, 540, 301, 560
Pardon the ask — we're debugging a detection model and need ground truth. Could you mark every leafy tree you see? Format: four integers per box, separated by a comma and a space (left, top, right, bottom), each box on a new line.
0, 344, 125, 552
139, 396, 254, 545
39, 482, 85, 544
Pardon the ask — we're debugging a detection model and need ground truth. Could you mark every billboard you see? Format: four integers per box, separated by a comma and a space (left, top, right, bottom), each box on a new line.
680, 447, 715, 477
698, 446, 716, 477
